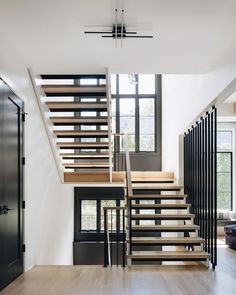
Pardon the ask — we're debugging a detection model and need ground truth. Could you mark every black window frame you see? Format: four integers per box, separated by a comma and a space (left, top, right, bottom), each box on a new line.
112, 74, 161, 153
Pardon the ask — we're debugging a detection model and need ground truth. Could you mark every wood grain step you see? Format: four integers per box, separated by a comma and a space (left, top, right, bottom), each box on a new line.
41, 74, 106, 80
132, 178, 175, 183
42, 85, 106, 97
129, 194, 187, 200
46, 102, 107, 112
128, 225, 200, 232
60, 153, 110, 159
127, 251, 210, 260
50, 116, 108, 125
132, 183, 183, 190
131, 213, 194, 220
57, 142, 109, 149
128, 237, 204, 245
63, 162, 110, 168
54, 130, 108, 138
131, 203, 191, 209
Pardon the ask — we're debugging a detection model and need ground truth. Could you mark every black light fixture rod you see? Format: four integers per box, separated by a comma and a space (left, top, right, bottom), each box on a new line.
121, 9, 124, 47
115, 8, 118, 47
84, 31, 137, 34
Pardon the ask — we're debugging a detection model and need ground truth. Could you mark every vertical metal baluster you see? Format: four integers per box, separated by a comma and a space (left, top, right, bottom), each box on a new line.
122, 208, 126, 267
213, 107, 217, 268
104, 209, 108, 267
116, 208, 119, 266
111, 209, 113, 266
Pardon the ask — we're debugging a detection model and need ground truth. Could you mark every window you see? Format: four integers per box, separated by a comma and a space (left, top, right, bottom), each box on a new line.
217, 152, 232, 210
81, 200, 97, 230
217, 130, 233, 211
111, 74, 159, 152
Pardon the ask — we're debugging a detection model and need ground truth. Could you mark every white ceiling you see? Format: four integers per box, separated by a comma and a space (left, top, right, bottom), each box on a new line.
0, 0, 236, 74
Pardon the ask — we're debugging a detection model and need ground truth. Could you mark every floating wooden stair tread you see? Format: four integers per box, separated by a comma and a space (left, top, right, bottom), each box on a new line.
60, 153, 110, 159
129, 225, 200, 231
57, 142, 109, 149
131, 203, 191, 209
41, 74, 106, 79
131, 213, 194, 220
63, 162, 110, 168
132, 183, 183, 190
50, 116, 108, 125
127, 251, 210, 260
42, 85, 106, 97
128, 237, 204, 245
46, 102, 107, 112
132, 178, 175, 183
54, 130, 108, 138
129, 194, 187, 200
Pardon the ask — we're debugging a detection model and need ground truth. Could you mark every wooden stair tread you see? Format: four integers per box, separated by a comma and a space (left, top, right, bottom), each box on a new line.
42, 85, 106, 96
131, 213, 194, 219
60, 153, 110, 158
46, 102, 107, 111
63, 162, 110, 167
132, 178, 175, 182
129, 225, 200, 231
132, 183, 183, 190
129, 194, 187, 199
127, 251, 210, 259
128, 237, 204, 244
50, 117, 108, 125
57, 142, 109, 148
54, 131, 108, 137
131, 203, 191, 209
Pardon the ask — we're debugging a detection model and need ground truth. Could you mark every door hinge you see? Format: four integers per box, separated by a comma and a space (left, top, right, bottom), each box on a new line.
22, 200, 26, 209
22, 157, 26, 166
22, 112, 27, 122
22, 244, 26, 253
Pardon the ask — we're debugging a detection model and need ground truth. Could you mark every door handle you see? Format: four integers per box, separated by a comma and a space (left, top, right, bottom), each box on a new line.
1, 205, 13, 214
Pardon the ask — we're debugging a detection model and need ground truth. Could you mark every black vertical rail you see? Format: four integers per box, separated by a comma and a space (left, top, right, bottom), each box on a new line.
183, 107, 217, 268
122, 209, 126, 267
104, 209, 108, 267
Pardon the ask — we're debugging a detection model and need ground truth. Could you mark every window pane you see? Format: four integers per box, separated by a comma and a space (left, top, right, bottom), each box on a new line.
218, 193, 232, 211
217, 173, 231, 192
81, 200, 97, 230
80, 79, 97, 85
140, 135, 155, 152
119, 75, 136, 94
139, 98, 155, 116
120, 117, 135, 134
138, 75, 155, 94
140, 117, 154, 134
120, 99, 135, 116
217, 153, 231, 172
101, 200, 116, 230
217, 131, 232, 149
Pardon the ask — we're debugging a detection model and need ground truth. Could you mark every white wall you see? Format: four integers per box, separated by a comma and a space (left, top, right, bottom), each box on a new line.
162, 64, 236, 178
0, 59, 74, 270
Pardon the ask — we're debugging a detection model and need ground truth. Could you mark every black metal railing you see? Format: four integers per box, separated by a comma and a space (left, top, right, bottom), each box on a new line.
103, 207, 126, 267
184, 106, 217, 268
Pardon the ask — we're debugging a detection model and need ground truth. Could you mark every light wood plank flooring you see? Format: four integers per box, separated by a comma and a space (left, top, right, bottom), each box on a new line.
1, 243, 236, 295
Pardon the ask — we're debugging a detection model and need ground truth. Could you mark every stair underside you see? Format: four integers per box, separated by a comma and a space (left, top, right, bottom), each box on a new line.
63, 162, 110, 168
41, 74, 106, 79
131, 213, 194, 220
132, 184, 183, 190
127, 251, 210, 260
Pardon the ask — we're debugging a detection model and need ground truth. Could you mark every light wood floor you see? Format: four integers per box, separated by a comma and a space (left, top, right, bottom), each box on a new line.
1, 242, 236, 295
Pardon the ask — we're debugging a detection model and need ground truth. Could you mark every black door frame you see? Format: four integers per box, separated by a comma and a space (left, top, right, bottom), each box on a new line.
0, 79, 25, 290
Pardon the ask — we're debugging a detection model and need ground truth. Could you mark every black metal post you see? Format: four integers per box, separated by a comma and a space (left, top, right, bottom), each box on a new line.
104, 209, 108, 267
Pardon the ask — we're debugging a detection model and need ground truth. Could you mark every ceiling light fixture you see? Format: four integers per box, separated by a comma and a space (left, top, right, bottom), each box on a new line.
84, 9, 153, 48
128, 74, 138, 85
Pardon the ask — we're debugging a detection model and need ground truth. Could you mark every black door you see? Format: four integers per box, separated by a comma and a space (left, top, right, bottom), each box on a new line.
0, 81, 24, 290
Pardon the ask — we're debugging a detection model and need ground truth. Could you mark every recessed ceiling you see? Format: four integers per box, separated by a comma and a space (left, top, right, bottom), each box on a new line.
0, 0, 236, 74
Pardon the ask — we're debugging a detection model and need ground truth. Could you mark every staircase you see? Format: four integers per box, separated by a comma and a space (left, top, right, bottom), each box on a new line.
29, 71, 113, 182
126, 174, 211, 265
